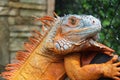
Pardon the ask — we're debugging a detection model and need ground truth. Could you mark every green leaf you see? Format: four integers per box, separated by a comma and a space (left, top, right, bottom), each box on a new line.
102, 20, 110, 26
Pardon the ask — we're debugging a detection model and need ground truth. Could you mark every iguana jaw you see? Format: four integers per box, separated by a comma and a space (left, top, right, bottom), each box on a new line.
52, 25, 101, 54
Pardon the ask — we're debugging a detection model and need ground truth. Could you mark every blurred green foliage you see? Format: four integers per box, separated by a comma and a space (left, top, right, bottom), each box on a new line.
55, 0, 120, 54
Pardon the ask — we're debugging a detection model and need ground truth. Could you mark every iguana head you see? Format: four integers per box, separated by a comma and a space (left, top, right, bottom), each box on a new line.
51, 14, 101, 54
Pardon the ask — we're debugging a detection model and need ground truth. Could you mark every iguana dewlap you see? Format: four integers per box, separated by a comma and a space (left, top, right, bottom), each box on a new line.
1, 14, 117, 80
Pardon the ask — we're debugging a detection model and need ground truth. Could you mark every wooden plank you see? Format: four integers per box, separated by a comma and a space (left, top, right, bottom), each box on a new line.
0, 7, 18, 16
47, 0, 55, 16
9, 25, 41, 32
0, 19, 10, 65
20, 0, 47, 5
9, 38, 28, 51
8, 16, 42, 25
0, 1, 8, 6
10, 32, 32, 37
8, 1, 47, 10
20, 9, 46, 17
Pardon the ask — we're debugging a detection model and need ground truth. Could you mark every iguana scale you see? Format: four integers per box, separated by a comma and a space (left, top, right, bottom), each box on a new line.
1, 14, 120, 80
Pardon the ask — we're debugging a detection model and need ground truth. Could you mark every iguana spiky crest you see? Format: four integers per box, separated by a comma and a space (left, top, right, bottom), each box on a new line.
1, 14, 64, 80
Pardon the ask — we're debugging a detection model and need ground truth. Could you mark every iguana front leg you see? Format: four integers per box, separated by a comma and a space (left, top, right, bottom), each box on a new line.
64, 53, 120, 80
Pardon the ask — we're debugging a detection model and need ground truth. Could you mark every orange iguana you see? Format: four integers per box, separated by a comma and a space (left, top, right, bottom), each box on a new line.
1, 13, 120, 80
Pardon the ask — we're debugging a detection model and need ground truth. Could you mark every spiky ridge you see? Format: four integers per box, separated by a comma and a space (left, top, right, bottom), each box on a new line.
1, 15, 56, 80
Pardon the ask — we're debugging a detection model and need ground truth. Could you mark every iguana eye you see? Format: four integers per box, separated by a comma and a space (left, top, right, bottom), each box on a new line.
70, 17, 76, 25
67, 16, 80, 27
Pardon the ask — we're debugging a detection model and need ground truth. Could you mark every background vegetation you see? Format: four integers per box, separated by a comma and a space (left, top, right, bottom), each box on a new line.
55, 0, 120, 54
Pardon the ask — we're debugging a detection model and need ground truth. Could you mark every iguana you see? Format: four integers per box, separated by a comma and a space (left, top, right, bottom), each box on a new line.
1, 14, 120, 80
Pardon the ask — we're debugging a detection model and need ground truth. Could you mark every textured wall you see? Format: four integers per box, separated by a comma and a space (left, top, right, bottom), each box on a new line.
0, 0, 55, 65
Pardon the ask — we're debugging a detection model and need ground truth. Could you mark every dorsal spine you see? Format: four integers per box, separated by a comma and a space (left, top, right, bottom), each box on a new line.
1, 15, 56, 80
